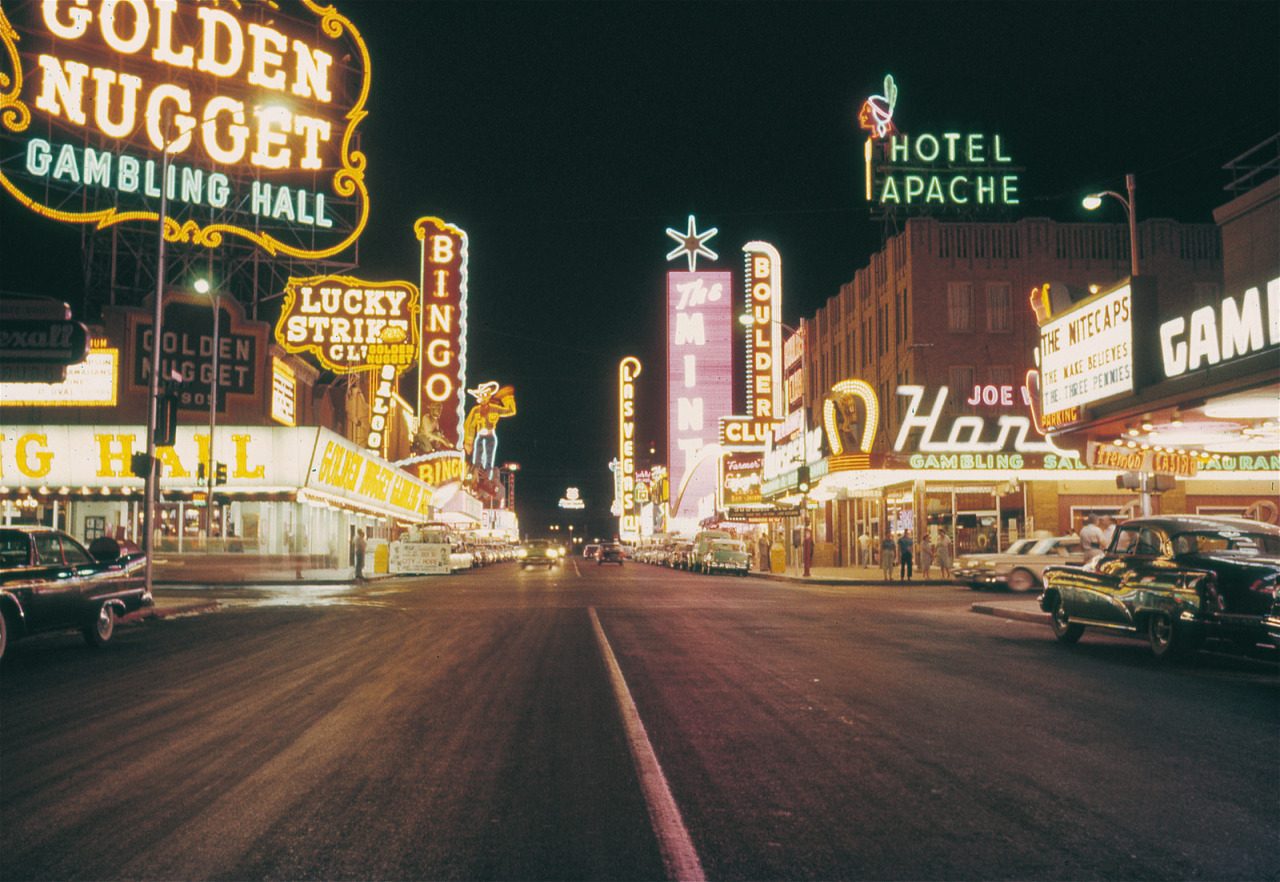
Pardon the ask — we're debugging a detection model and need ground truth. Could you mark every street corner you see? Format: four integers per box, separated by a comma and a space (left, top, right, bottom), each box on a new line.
969, 600, 1050, 626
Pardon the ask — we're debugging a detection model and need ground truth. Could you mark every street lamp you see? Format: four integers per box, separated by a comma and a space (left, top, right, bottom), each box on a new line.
1083, 173, 1139, 278
739, 312, 811, 576
194, 277, 221, 544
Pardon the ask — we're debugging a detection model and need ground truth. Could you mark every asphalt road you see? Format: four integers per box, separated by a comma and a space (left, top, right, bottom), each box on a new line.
2, 562, 1277, 881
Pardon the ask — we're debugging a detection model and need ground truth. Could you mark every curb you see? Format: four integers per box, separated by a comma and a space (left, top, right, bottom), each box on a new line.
745, 571, 956, 587
970, 602, 1049, 625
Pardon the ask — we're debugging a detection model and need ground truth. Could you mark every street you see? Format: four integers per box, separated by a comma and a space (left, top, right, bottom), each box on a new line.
3, 563, 1277, 881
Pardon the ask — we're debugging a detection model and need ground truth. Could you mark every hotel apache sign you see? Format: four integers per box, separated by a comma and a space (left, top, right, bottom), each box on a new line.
859, 74, 1022, 211
0, 1, 371, 258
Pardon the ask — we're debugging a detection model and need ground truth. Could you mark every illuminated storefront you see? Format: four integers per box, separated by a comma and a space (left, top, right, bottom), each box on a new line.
1032, 152, 1279, 522
0, 424, 436, 556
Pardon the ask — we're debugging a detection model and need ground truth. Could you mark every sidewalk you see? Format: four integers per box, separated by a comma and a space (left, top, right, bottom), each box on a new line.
747, 564, 956, 586
152, 553, 391, 585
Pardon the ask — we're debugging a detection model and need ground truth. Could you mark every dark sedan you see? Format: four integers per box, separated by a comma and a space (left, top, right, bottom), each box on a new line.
1040, 516, 1280, 659
0, 528, 152, 659
597, 543, 625, 565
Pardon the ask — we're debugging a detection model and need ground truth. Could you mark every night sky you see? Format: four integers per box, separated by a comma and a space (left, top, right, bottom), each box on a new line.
2, 1, 1277, 537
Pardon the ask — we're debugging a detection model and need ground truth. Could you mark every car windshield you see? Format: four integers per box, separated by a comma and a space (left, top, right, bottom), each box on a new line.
1005, 539, 1036, 555
1172, 530, 1280, 557
712, 541, 744, 552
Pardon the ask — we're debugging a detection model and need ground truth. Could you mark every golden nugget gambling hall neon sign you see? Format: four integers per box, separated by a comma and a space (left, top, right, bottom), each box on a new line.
0, 1, 371, 258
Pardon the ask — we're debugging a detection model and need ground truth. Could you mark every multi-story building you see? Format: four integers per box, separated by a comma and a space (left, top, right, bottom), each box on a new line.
795, 216, 1225, 566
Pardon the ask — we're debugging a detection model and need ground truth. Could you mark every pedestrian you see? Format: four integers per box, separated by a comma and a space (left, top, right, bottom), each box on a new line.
880, 532, 896, 581
857, 530, 872, 567
919, 535, 935, 578
1099, 515, 1116, 551
1079, 514, 1105, 562
897, 531, 914, 580
758, 533, 772, 572
354, 528, 367, 580
802, 528, 814, 577
936, 531, 953, 578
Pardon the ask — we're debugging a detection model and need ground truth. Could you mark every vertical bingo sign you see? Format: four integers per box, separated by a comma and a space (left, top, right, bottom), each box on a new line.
618, 356, 642, 538
415, 217, 469, 449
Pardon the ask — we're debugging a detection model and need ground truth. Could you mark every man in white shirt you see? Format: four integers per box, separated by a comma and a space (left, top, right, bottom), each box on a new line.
1079, 514, 1106, 561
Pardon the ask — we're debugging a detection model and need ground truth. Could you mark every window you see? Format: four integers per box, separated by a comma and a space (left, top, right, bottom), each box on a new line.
947, 282, 973, 332
985, 282, 1011, 332
61, 537, 93, 566
33, 533, 62, 565
989, 365, 1014, 388
948, 366, 975, 406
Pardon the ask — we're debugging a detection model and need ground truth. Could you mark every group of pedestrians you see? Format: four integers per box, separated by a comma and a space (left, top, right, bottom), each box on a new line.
866, 529, 952, 581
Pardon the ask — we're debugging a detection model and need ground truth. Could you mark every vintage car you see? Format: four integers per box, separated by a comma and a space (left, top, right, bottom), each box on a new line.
703, 539, 750, 576
0, 528, 152, 659
582, 543, 602, 561
1040, 516, 1280, 659
516, 539, 559, 569
597, 543, 625, 565
954, 535, 1084, 592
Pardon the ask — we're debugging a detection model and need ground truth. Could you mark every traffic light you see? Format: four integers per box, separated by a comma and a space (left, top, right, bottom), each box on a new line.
214, 462, 228, 485
197, 462, 206, 482
797, 465, 810, 493
129, 452, 152, 478
153, 370, 183, 446
1116, 472, 1142, 490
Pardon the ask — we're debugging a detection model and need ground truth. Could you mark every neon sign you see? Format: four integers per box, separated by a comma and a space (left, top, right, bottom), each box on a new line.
665, 215, 719, 272
276, 275, 419, 374
859, 75, 1020, 209
1037, 281, 1133, 413
894, 386, 1077, 458
618, 357, 641, 535
270, 356, 295, 427
462, 382, 515, 478
743, 241, 783, 423
822, 379, 879, 471
667, 271, 733, 524
559, 487, 585, 510
1159, 276, 1280, 378
857, 74, 898, 139
416, 216, 468, 450
0, 1, 371, 258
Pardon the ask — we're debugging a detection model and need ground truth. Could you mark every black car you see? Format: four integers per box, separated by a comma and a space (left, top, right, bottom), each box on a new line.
1040, 516, 1280, 659
597, 543, 625, 565
517, 539, 560, 569
0, 528, 152, 659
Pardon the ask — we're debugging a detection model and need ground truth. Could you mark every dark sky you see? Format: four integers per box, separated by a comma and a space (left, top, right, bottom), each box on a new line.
3, 1, 1278, 537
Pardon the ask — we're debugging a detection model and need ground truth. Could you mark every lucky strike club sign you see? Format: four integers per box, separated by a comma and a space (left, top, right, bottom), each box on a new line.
0, 0, 370, 258
275, 275, 420, 375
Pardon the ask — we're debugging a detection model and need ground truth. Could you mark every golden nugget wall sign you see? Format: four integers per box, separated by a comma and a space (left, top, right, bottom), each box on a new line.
0, 1, 371, 258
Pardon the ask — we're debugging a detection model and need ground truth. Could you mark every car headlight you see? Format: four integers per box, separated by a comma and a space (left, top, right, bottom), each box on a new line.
516, 549, 527, 559
547, 548, 559, 558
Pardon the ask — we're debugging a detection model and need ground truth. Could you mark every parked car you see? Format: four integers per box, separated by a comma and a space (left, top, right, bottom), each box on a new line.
597, 543, 625, 565
690, 530, 732, 573
671, 542, 694, 570
954, 535, 1084, 592
517, 539, 559, 569
0, 528, 152, 659
583, 543, 602, 561
1040, 516, 1280, 659
702, 539, 750, 575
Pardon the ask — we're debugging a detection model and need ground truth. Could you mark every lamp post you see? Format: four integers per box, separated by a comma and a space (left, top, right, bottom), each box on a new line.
194, 278, 221, 544
1084, 174, 1151, 516
1083, 173, 1139, 279
740, 313, 810, 576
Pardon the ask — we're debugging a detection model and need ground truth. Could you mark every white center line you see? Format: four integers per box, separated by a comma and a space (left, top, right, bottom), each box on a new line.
589, 606, 705, 882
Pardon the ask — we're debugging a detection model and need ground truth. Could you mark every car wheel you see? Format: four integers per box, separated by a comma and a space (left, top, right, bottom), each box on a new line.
1147, 612, 1199, 660
1007, 568, 1038, 593
83, 604, 116, 648
1049, 596, 1083, 644
0, 606, 9, 660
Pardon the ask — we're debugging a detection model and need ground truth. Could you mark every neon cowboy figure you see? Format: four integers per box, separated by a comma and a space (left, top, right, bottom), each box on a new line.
463, 381, 517, 478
